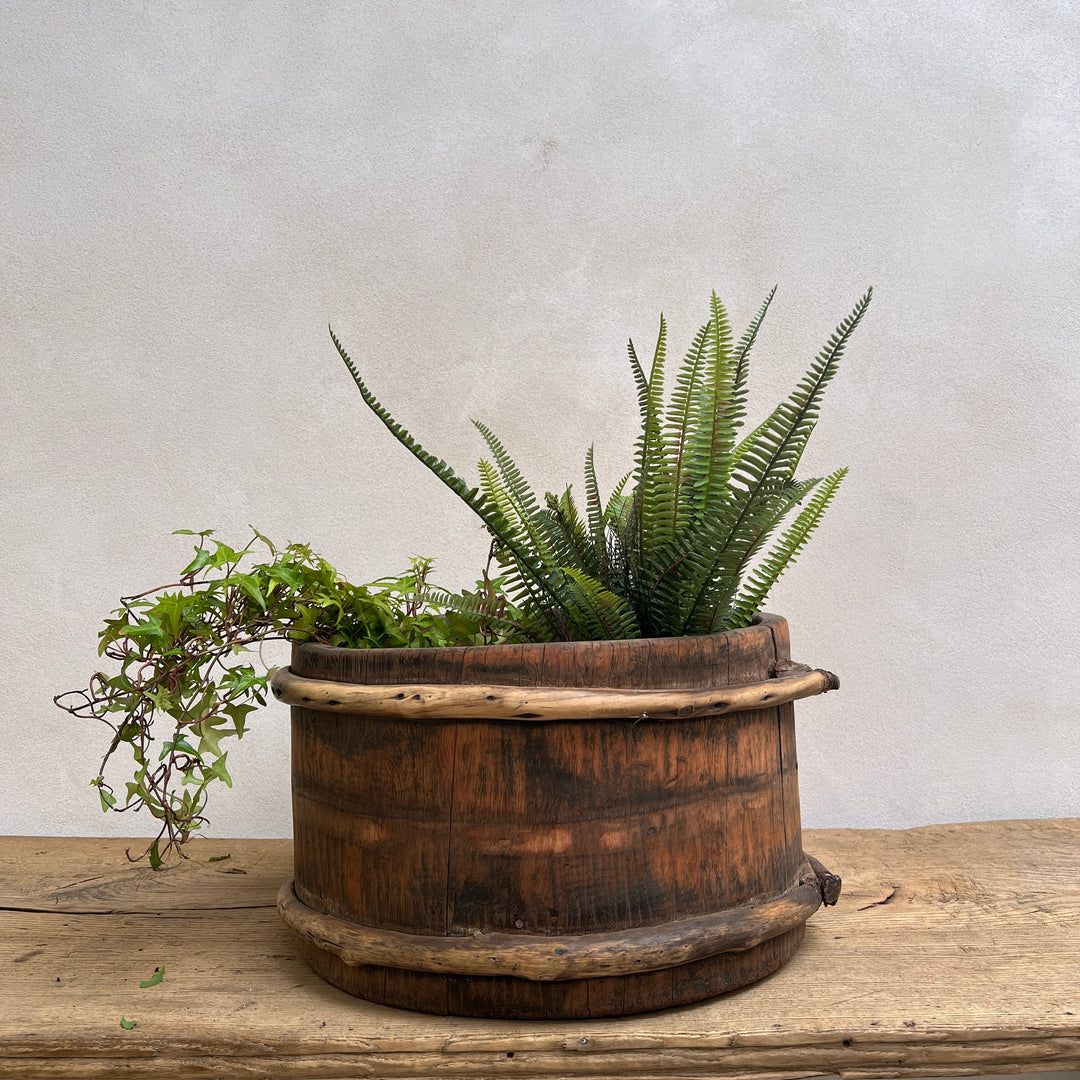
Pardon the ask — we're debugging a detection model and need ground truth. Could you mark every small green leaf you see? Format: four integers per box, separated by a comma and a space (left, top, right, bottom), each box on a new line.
159, 736, 197, 761
181, 547, 213, 575
147, 840, 163, 870
205, 753, 232, 788
208, 854, 231, 863
120, 1017, 137, 1029
139, 964, 165, 988
97, 788, 117, 812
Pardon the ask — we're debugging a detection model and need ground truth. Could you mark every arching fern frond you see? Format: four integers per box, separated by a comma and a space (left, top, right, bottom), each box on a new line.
558, 566, 639, 640
631, 315, 673, 565
332, 327, 570, 625
723, 467, 848, 629
664, 320, 710, 535
731, 285, 776, 401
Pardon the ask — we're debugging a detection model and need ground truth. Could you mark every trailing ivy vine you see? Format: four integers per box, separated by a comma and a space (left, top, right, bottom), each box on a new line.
55, 529, 517, 865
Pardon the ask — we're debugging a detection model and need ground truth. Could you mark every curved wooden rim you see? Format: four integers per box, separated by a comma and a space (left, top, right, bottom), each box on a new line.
293, 612, 787, 669
270, 662, 838, 721
278, 858, 829, 981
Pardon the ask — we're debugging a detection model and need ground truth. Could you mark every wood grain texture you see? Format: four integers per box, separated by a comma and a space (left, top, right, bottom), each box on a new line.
269, 663, 839, 720
277, 871, 823, 979
1, 821, 1078, 1078
286, 618, 814, 1015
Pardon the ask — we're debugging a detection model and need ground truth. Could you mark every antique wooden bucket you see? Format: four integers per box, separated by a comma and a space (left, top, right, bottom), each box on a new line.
270, 613, 841, 1018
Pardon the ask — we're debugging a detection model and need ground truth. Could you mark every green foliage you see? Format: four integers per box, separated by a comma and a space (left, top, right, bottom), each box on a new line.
139, 964, 165, 988
56, 529, 517, 861
333, 287, 871, 640
60, 285, 869, 860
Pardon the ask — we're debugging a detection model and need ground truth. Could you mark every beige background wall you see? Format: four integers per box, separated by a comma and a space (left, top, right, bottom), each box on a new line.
2, 1, 1077, 841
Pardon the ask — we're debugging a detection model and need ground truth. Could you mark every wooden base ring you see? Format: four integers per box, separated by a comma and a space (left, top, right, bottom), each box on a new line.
279, 856, 834, 983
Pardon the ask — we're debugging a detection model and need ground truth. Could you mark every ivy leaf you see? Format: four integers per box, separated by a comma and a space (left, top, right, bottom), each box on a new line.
181, 546, 213, 575
223, 702, 257, 738
193, 718, 228, 758
139, 964, 165, 988
208, 854, 231, 863
120, 1017, 137, 1029
147, 840, 163, 870
204, 753, 233, 788
159, 736, 197, 761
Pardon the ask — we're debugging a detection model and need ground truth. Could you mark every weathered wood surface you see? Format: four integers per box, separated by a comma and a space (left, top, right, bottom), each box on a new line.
1, 821, 1077, 1079
287, 617, 811, 1016
277, 869, 826, 980
269, 662, 839, 720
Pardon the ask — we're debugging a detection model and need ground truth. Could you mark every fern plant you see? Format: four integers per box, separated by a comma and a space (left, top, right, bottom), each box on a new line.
333, 286, 871, 640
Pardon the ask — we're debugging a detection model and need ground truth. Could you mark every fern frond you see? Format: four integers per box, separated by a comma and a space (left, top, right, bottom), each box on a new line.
583, 445, 603, 542
605, 471, 632, 516
693, 476, 824, 634
723, 467, 848, 629
471, 420, 563, 569
331, 326, 486, 514
558, 567, 639, 640
626, 338, 649, 422
632, 314, 674, 565
678, 293, 741, 533
728, 287, 870, 518
476, 460, 523, 542
332, 328, 571, 627
731, 285, 776, 401
544, 487, 607, 581
472, 420, 542, 522
664, 320, 710, 535
679, 288, 871, 629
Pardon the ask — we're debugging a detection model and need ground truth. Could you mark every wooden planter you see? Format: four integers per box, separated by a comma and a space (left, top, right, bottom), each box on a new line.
270, 613, 841, 1019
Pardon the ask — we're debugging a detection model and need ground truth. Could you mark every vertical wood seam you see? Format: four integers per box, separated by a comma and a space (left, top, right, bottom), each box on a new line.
767, 623, 791, 856
444, 653, 470, 938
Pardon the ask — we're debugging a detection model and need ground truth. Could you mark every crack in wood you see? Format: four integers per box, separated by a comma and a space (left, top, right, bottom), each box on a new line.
857, 887, 899, 911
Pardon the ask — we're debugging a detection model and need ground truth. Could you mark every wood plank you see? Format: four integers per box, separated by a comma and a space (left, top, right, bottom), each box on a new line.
1, 821, 1078, 1078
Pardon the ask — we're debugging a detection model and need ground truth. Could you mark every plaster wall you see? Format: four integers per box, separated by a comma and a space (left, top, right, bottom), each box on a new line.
2, 0, 1077, 842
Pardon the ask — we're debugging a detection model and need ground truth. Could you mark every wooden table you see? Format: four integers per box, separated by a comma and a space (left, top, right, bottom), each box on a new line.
2, 820, 1077, 1079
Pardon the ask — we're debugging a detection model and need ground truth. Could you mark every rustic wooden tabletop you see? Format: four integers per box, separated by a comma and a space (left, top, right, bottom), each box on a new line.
2, 819, 1077, 1079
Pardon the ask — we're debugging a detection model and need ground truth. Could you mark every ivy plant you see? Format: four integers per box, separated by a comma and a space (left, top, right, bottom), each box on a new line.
55, 529, 517, 864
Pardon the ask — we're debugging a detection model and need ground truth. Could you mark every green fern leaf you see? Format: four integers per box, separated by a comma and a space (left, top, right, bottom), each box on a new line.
664, 320, 710, 535
678, 288, 871, 630
632, 315, 674, 563
724, 467, 848, 628
731, 286, 776, 401
583, 444, 605, 544
679, 293, 741, 532
558, 567, 640, 640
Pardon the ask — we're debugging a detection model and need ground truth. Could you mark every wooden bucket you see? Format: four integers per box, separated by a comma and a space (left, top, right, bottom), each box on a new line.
271, 613, 841, 1018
